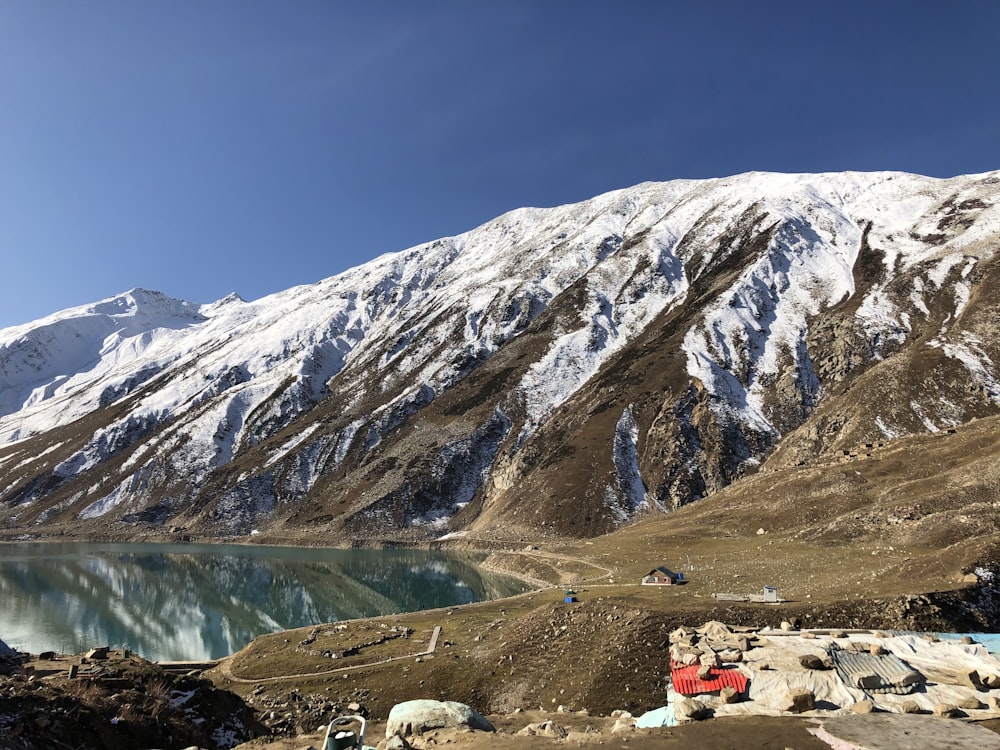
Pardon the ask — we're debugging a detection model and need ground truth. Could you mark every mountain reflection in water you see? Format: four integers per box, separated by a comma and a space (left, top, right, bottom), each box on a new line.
0, 543, 528, 661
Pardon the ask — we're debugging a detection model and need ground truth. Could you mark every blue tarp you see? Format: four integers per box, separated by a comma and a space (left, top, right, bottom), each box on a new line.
937, 632, 1000, 655
635, 686, 678, 728
636, 705, 677, 728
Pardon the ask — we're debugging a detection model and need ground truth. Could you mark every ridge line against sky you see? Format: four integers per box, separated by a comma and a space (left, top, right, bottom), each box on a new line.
1, 1, 998, 330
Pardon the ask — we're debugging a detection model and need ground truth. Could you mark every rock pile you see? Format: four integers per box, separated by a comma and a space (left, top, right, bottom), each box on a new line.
668, 622, 760, 667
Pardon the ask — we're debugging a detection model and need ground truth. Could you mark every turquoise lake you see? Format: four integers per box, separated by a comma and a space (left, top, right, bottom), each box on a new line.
0, 542, 529, 662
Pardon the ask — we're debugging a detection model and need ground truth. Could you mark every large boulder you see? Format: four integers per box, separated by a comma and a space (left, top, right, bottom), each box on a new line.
719, 686, 743, 704
674, 698, 711, 721
0, 638, 20, 675
385, 700, 494, 739
783, 688, 816, 713
799, 654, 829, 670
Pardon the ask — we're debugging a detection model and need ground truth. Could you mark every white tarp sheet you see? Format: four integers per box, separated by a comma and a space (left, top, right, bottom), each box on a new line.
672, 629, 1000, 719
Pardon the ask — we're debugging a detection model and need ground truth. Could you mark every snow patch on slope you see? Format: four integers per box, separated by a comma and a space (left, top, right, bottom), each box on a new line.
410, 408, 512, 529
610, 406, 651, 520
929, 335, 1000, 405
684, 196, 859, 437
517, 208, 691, 438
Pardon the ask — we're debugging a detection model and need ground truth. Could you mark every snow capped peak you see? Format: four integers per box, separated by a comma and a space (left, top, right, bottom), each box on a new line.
1, 169, 998, 539
205, 291, 246, 307
93, 287, 194, 313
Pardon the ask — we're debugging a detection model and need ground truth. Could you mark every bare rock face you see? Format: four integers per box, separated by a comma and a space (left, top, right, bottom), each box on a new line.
384, 735, 411, 750
962, 669, 986, 690
699, 652, 721, 667
610, 717, 635, 735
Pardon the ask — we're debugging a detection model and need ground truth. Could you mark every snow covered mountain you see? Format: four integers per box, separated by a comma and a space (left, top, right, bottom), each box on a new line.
1, 170, 998, 541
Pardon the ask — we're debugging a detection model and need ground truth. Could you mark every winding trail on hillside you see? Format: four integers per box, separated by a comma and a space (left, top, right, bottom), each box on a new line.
216, 543, 613, 685
457, 536, 616, 587
218, 625, 442, 684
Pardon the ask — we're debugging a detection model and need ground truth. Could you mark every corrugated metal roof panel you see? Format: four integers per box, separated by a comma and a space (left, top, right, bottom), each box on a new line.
830, 648, 923, 695
670, 661, 749, 697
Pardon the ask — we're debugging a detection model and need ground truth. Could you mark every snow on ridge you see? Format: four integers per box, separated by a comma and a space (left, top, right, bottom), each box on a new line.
0, 289, 211, 428
928, 255, 966, 288
910, 401, 941, 433
875, 416, 902, 440
929, 335, 1000, 405
78, 476, 132, 519
0, 288, 200, 339
681, 187, 863, 437
2, 169, 997, 521
611, 406, 654, 518
675, 168, 997, 438
515, 210, 690, 437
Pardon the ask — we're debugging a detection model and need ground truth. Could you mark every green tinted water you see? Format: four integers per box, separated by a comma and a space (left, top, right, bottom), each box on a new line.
0, 542, 528, 661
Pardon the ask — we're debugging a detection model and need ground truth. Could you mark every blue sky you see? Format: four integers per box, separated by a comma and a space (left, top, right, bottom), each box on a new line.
1, 1, 998, 330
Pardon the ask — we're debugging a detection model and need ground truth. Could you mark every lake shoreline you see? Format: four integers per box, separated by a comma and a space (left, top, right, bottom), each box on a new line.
0, 540, 530, 661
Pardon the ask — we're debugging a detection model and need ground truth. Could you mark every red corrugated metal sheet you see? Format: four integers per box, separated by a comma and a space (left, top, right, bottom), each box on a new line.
669, 661, 749, 697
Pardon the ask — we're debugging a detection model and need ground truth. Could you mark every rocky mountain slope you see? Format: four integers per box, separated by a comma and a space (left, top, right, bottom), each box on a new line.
1, 170, 998, 542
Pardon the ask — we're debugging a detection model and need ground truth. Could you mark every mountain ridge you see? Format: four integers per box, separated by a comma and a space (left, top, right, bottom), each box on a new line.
1, 169, 998, 542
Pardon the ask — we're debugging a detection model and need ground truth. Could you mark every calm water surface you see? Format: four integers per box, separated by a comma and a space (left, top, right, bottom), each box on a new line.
0, 542, 529, 661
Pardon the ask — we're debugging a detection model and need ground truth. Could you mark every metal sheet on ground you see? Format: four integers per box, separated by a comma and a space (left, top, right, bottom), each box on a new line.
809, 714, 1000, 750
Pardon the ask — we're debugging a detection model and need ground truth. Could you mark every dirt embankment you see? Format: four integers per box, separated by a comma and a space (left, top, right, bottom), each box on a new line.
0, 652, 263, 750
